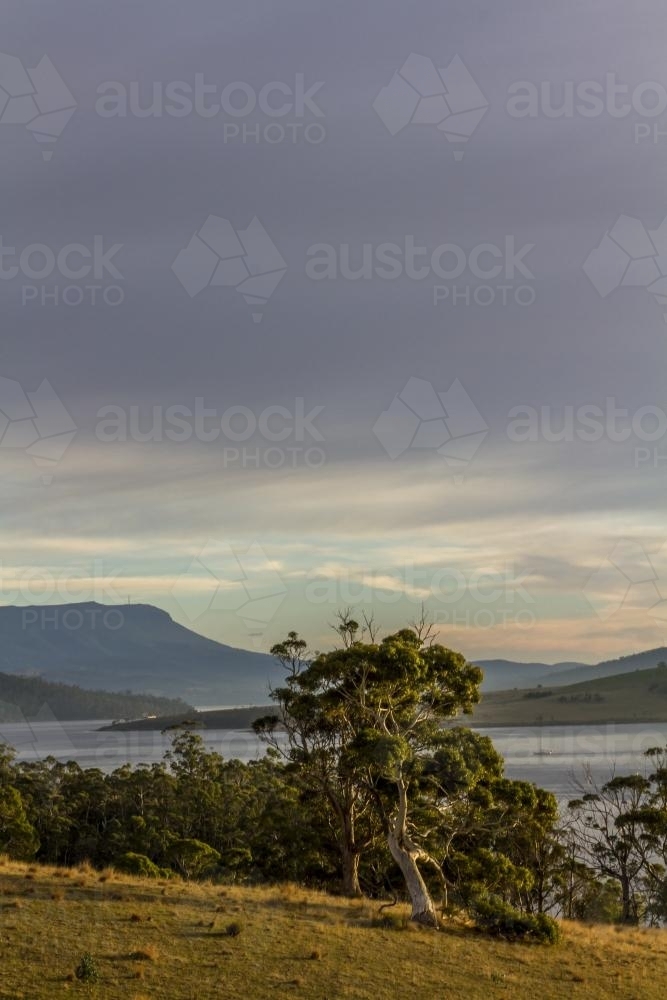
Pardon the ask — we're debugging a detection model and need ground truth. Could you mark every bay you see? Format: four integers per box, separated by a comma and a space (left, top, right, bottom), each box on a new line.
2, 718, 667, 800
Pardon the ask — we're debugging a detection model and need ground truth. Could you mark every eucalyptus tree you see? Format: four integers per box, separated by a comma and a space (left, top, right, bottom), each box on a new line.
266, 623, 482, 925
253, 628, 374, 896
568, 770, 651, 924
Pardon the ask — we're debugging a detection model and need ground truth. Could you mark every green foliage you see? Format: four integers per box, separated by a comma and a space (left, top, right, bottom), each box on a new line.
471, 895, 560, 944
0, 784, 39, 860
571, 878, 623, 924
75, 952, 99, 982
167, 839, 222, 879
114, 852, 163, 878
2, 656, 664, 937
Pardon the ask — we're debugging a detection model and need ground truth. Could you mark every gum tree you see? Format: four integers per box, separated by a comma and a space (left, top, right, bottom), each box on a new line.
253, 629, 374, 897
277, 623, 482, 925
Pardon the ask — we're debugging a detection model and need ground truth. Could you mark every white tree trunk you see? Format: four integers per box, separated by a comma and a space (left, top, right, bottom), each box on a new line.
388, 779, 439, 927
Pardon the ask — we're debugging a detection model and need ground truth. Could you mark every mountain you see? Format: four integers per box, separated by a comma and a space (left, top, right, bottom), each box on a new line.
0, 602, 282, 705
2, 601, 667, 707
475, 659, 585, 691
476, 649, 667, 691
541, 648, 667, 686
0, 671, 192, 722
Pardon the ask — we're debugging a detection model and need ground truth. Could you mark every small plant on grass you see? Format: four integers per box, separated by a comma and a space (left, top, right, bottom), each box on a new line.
471, 895, 560, 944
75, 952, 99, 982
225, 920, 243, 937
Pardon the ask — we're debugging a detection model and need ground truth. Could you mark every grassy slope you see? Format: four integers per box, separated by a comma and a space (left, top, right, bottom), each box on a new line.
471, 665, 667, 727
1, 861, 667, 999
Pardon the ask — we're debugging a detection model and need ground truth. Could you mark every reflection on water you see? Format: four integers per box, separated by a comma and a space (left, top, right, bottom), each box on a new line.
1, 719, 667, 800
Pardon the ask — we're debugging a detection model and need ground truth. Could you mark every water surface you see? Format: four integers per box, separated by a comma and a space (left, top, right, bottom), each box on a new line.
2, 719, 666, 799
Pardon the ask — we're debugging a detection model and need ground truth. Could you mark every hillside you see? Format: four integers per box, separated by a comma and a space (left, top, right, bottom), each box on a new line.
0, 602, 281, 705
3, 600, 667, 709
1, 860, 666, 1000
0, 672, 192, 722
542, 647, 667, 686
476, 658, 585, 690
471, 663, 667, 727
476, 649, 667, 691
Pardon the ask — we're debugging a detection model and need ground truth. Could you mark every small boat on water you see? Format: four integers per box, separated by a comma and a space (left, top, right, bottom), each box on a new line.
533, 749, 554, 756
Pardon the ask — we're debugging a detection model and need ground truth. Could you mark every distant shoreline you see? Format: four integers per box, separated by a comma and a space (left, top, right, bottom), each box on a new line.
98, 706, 274, 732
99, 705, 667, 733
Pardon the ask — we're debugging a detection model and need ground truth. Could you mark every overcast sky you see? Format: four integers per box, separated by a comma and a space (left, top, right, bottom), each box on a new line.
2, 0, 667, 664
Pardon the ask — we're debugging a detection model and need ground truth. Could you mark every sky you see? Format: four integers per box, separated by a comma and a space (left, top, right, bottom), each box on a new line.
1, 0, 667, 664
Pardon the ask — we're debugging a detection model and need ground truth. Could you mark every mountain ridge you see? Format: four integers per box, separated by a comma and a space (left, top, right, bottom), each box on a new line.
1, 601, 667, 704
0, 601, 282, 705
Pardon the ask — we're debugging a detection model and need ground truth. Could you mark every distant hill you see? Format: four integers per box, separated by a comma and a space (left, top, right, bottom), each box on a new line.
471, 663, 667, 727
476, 649, 667, 691
475, 659, 585, 691
3, 600, 667, 708
540, 648, 667, 686
0, 602, 282, 705
0, 671, 192, 722
103, 664, 667, 733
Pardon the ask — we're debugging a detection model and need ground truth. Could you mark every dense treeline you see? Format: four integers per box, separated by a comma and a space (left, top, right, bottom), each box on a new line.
2, 730, 666, 931
1, 620, 667, 937
0, 671, 193, 721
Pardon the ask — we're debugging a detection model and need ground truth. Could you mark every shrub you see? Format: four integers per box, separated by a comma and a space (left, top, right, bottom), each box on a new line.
167, 839, 221, 880
471, 895, 560, 944
115, 853, 162, 879
75, 952, 99, 982
225, 920, 243, 937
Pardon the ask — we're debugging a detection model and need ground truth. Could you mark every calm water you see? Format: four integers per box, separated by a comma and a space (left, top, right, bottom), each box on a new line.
2, 719, 667, 799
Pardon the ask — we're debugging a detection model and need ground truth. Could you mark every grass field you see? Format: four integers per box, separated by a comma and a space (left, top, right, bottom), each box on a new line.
471, 665, 667, 727
1, 860, 667, 999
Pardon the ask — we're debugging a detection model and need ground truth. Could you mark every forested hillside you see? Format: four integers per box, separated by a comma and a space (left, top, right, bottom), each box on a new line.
0, 671, 192, 721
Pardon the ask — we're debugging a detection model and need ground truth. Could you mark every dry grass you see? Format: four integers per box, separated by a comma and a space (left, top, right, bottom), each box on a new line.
0, 859, 666, 998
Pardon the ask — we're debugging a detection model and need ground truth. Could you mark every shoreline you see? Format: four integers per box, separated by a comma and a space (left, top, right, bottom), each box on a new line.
98, 706, 667, 733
